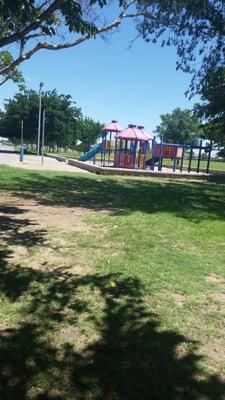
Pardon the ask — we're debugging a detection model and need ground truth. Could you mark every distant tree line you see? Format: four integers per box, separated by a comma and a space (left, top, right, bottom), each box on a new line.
155, 108, 202, 146
0, 89, 103, 152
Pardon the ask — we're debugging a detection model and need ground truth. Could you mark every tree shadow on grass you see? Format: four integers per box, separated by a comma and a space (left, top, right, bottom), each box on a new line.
1, 171, 225, 222
0, 171, 224, 398
0, 204, 47, 248
0, 205, 47, 300
0, 255, 224, 399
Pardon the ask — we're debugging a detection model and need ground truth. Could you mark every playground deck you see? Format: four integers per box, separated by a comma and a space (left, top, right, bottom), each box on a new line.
64, 157, 208, 180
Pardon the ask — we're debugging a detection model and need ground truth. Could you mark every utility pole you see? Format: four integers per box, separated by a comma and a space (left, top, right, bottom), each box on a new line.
41, 109, 46, 166
37, 81, 44, 156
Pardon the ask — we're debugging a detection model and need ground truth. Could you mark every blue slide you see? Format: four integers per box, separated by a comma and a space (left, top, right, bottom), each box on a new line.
79, 143, 102, 161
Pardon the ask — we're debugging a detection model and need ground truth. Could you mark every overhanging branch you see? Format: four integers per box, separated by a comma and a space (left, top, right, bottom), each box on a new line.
0, 3, 148, 85
0, 10, 126, 79
0, 0, 61, 48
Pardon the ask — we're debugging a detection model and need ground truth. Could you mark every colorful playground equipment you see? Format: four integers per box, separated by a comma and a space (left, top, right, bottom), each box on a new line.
79, 143, 102, 161
101, 120, 124, 165
79, 120, 123, 163
149, 138, 213, 173
114, 124, 153, 169
79, 120, 213, 174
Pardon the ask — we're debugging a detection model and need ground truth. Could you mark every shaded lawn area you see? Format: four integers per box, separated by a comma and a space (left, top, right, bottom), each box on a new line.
0, 166, 225, 399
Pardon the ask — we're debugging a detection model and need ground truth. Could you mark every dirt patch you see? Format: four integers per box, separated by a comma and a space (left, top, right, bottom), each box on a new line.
21, 205, 94, 232
206, 274, 225, 285
0, 194, 100, 277
201, 338, 225, 375
0, 194, 97, 233
162, 291, 186, 306
170, 293, 186, 306
211, 292, 225, 303
57, 325, 87, 349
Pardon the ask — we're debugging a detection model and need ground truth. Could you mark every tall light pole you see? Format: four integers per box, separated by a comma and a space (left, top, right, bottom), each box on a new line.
37, 81, 44, 156
21, 120, 24, 147
19, 120, 24, 162
41, 109, 46, 166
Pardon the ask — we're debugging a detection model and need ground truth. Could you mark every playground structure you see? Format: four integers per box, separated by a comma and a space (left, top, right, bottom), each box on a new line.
79, 120, 123, 163
114, 124, 153, 169
149, 138, 213, 173
79, 120, 213, 174
101, 120, 124, 165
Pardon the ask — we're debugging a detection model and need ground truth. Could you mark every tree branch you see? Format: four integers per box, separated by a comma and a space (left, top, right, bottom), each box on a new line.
0, 10, 127, 77
0, 69, 17, 86
0, 0, 61, 48
0, 3, 146, 84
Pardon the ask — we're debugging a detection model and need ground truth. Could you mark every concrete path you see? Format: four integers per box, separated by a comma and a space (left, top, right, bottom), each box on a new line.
16, 155, 90, 173
0, 145, 17, 165
0, 147, 89, 173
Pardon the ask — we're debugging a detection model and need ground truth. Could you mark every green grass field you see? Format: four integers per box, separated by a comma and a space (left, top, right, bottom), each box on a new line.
49, 150, 81, 157
0, 166, 225, 399
180, 159, 225, 171
161, 158, 225, 171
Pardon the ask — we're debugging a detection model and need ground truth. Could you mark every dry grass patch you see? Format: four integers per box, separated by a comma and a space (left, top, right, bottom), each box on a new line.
206, 274, 225, 284
0, 194, 98, 233
201, 338, 225, 379
160, 290, 187, 307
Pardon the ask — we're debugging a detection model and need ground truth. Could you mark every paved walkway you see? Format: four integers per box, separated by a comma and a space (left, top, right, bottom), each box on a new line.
0, 148, 89, 173
0, 146, 17, 165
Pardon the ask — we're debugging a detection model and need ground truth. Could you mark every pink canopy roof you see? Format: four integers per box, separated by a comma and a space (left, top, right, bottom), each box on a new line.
137, 125, 153, 140
116, 124, 153, 141
103, 120, 124, 132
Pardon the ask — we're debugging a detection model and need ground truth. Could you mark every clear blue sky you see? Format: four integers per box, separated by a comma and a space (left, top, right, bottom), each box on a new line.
0, 17, 199, 134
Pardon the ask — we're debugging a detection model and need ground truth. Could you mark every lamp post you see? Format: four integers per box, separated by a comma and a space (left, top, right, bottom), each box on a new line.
37, 82, 44, 156
41, 109, 46, 166
19, 120, 24, 162
21, 119, 24, 147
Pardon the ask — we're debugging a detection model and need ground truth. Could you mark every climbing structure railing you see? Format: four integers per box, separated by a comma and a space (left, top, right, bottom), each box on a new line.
149, 138, 213, 174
